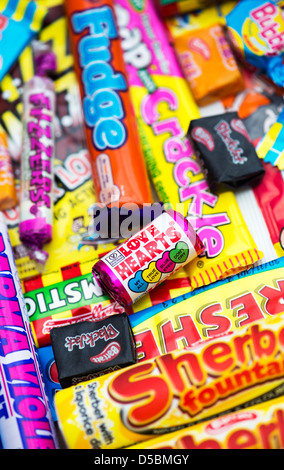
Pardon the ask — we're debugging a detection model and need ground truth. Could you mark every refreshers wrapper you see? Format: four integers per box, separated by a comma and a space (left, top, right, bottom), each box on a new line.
130, 256, 284, 361
55, 313, 284, 449
128, 395, 284, 449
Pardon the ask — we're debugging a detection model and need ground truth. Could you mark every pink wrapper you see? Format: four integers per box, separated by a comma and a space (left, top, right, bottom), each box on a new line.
92, 210, 204, 307
0, 213, 58, 449
19, 43, 56, 264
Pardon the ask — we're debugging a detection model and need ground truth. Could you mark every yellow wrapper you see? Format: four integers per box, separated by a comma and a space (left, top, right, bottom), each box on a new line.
128, 395, 284, 449
116, 0, 262, 290
55, 312, 284, 449
131, 257, 284, 361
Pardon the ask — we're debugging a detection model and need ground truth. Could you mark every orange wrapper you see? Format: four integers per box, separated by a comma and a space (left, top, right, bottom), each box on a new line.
0, 131, 17, 210
173, 24, 245, 106
64, 0, 152, 207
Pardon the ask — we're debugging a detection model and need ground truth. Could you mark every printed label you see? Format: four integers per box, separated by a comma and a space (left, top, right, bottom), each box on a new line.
20, 88, 54, 222
101, 212, 196, 302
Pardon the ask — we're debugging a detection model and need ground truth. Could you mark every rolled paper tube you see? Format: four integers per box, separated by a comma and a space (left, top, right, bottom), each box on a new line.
92, 209, 205, 307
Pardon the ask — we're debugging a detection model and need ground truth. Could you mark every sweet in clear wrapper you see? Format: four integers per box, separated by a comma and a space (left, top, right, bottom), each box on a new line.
19, 41, 56, 266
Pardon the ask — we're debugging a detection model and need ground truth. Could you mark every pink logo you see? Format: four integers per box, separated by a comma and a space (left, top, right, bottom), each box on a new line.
90, 341, 121, 364
188, 38, 211, 60
156, 252, 176, 273
205, 412, 258, 435
191, 127, 215, 151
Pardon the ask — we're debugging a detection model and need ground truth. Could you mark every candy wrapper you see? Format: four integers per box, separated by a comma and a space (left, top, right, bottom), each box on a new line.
226, 0, 284, 87
0, 129, 17, 210
166, 1, 237, 38
37, 345, 62, 422
64, 0, 152, 208
0, 212, 58, 449
256, 108, 284, 168
154, 0, 231, 17
253, 161, 284, 257
23, 259, 190, 348
128, 395, 284, 449
92, 210, 204, 307
55, 312, 284, 449
188, 112, 265, 191
19, 41, 57, 266
130, 256, 284, 361
172, 23, 245, 106
0, 0, 47, 82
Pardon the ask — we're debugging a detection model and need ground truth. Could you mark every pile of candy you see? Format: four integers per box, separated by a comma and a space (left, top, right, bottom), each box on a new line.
1, 0, 284, 450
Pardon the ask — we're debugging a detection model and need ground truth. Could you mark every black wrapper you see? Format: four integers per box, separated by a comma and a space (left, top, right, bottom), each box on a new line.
188, 112, 265, 192
50, 312, 137, 388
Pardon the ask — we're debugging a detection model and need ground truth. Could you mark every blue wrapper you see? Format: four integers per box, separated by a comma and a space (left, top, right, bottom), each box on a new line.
37, 345, 62, 422
226, 0, 284, 86
0, 0, 46, 82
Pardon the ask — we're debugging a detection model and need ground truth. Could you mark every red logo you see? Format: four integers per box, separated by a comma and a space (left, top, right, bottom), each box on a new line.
191, 127, 215, 151
90, 341, 121, 364
205, 412, 258, 435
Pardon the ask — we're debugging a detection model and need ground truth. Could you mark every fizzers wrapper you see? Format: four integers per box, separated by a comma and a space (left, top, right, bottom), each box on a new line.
115, 0, 200, 215
226, 0, 284, 87
172, 24, 245, 106
130, 256, 284, 361
92, 210, 204, 307
128, 395, 284, 449
64, 0, 152, 208
256, 108, 284, 169
55, 312, 284, 449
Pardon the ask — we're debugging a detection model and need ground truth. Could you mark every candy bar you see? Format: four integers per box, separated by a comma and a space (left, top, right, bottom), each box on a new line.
64, 0, 152, 208
188, 112, 265, 191
19, 41, 56, 265
92, 209, 204, 307
128, 395, 284, 449
50, 312, 137, 388
55, 313, 284, 449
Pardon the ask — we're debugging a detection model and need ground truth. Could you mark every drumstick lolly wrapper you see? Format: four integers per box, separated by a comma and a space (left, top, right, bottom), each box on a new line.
64, 0, 152, 209
19, 42, 56, 266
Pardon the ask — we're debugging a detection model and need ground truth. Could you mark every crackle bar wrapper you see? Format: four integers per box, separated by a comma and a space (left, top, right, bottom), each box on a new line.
115, 0, 200, 215
130, 256, 284, 361
55, 313, 284, 449
64, 0, 152, 208
128, 395, 284, 449
0, 130, 17, 210
0, 212, 58, 449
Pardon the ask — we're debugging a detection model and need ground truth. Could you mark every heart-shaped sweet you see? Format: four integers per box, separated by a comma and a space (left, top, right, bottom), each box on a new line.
128, 271, 148, 293
169, 241, 189, 264
142, 261, 162, 284
156, 251, 176, 273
